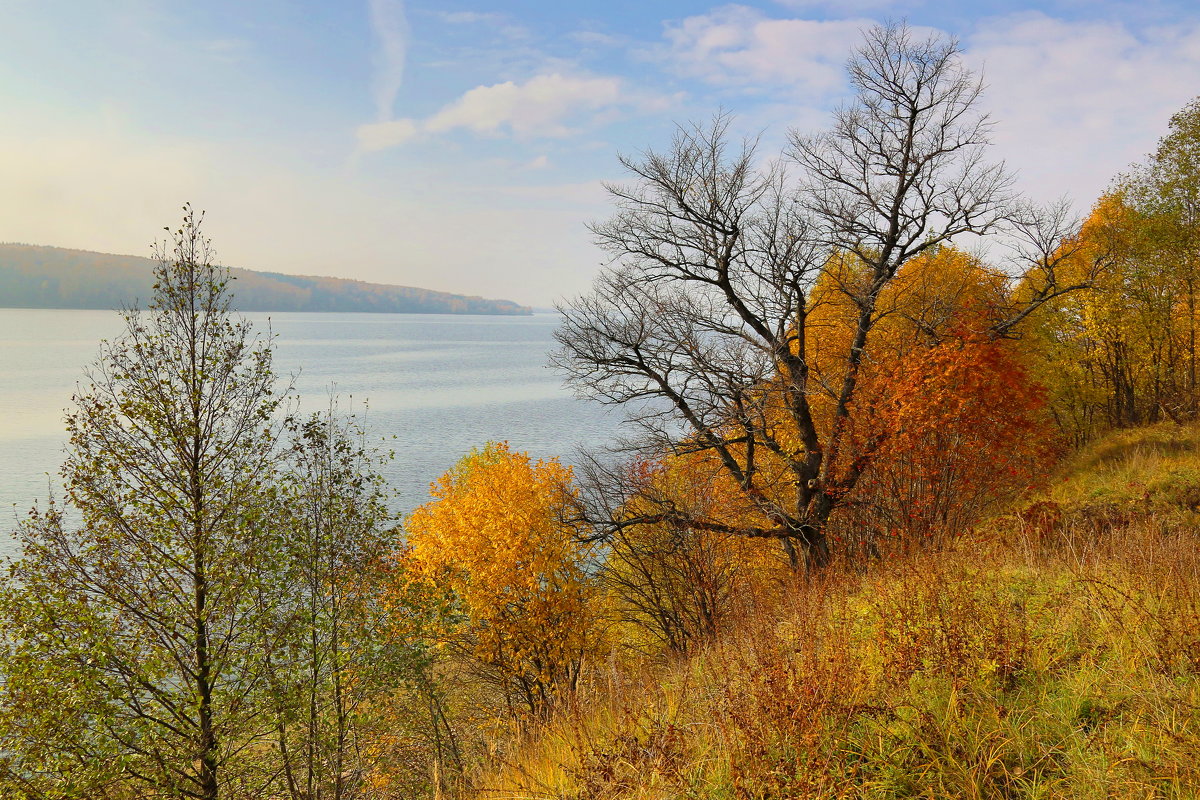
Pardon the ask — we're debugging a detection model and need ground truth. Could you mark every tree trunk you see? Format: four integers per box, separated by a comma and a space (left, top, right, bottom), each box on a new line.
784, 520, 830, 573
195, 552, 219, 800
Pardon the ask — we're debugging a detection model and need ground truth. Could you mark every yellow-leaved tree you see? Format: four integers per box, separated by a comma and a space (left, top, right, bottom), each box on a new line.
1023, 194, 1182, 441
405, 443, 600, 717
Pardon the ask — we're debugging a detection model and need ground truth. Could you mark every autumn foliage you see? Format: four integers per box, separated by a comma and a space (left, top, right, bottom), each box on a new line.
777, 247, 1059, 549
11, 28, 1200, 800
404, 443, 600, 717
845, 335, 1059, 547
604, 453, 788, 654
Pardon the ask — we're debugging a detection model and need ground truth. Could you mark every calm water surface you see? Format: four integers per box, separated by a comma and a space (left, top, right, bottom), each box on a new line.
0, 309, 619, 555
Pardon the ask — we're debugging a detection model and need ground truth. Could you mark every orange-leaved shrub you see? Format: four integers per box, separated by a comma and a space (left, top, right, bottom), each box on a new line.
844, 334, 1060, 549
404, 443, 602, 717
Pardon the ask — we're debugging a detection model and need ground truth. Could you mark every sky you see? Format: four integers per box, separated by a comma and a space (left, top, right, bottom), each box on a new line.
1, 0, 1198, 308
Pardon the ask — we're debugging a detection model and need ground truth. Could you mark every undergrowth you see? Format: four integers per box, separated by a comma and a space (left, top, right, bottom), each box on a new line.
466, 423, 1200, 799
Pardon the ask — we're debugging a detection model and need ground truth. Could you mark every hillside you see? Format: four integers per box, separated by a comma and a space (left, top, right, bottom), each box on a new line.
0, 243, 532, 315
469, 422, 1200, 799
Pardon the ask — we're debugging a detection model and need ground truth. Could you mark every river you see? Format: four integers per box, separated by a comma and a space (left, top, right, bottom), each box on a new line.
0, 308, 620, 557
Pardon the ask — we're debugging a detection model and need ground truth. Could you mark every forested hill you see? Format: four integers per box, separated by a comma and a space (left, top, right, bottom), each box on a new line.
0, 243, 532, 315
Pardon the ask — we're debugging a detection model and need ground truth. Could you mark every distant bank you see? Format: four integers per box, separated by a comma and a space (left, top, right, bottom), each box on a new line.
0, 243, 532, 315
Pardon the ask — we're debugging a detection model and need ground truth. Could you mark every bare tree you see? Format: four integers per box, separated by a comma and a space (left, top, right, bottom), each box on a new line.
554, 23, 1089, 570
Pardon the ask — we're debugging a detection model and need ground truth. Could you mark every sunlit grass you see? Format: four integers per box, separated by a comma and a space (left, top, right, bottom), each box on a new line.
465, 422, 1200, 799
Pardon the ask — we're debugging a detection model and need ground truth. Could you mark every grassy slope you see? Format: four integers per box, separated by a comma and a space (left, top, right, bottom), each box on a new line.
472, 423, 1200, 799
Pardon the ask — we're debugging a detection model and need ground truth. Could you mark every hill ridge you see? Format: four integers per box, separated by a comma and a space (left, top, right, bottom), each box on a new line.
0, 243, 532, 315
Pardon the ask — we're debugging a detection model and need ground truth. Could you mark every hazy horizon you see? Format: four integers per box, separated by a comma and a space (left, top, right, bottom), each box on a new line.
2, 0, 1198, 306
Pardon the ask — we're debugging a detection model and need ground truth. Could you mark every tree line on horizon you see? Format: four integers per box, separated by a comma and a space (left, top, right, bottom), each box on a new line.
1, 21, 1198, 799
0, 243, 532, 315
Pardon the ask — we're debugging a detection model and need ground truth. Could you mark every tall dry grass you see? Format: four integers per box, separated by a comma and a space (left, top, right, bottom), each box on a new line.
459, 423, 1200, 799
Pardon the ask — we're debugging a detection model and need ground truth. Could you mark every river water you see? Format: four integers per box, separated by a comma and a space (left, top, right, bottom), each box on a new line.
0, 309, 620, 557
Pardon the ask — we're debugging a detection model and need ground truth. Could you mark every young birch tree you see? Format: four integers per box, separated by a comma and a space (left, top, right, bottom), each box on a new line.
268, 408, 409, 800
0, 207, 290, 799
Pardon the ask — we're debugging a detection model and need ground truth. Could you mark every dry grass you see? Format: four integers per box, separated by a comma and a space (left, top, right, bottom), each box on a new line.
462, 423, 1200, 799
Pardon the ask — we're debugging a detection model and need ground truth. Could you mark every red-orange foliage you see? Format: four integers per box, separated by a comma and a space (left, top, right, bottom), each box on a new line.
793, 247, 1062, 549
610, 248, 1060, 562
845, 334, 1059, 547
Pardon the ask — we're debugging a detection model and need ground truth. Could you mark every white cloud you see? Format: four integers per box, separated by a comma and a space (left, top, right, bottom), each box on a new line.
659, 6, 1200, 211
659, 5, 870, 96
356, 73, 675, 151
356, 118, 420, 151
570, 30, 627, 48
367, 0, 410, 121
964, 12, 1200, 206
524, 154, 551, 170
426, 74, 621, 137
435, 9, 529, 40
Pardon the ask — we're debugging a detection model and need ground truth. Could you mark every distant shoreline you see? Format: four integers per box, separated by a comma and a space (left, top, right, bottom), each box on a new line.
0, 304, 536, 316
0, 243, 533, 316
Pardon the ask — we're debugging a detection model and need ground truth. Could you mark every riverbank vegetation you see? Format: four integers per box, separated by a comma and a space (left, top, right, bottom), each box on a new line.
3, 20, 1200, 800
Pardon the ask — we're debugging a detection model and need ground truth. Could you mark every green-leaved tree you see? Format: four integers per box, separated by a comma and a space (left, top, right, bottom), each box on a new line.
0, 206, 291, 799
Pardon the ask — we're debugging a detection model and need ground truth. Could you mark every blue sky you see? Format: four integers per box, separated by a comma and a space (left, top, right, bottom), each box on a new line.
2, 0, 1198, 306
